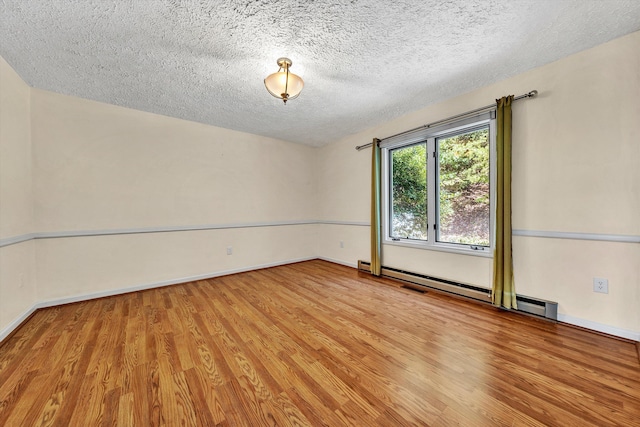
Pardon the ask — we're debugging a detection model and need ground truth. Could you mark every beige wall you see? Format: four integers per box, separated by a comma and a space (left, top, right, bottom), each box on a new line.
0, 57, 37, 331
32, 90, 317, 231
316, 31, 640, 336
30, 89, 318, 303
36, 226, 317, 302
1, 57, 33, 237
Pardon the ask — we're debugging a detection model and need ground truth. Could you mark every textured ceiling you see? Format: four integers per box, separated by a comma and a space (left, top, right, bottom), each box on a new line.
1, 1, 639, 146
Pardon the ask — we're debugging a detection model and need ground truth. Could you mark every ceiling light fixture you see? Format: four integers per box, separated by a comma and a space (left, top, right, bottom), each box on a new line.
264, 57, 304, 104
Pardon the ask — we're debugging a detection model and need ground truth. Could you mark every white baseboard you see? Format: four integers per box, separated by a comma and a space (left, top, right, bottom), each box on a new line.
317, 256, 358, 268
557, 313, 639, 341
0, 256, 315, 343
0, 305, 40, 342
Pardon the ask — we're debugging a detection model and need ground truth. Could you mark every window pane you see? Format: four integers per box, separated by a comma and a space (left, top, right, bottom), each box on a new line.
390, 143, 427, 240
437, 127, 490, 246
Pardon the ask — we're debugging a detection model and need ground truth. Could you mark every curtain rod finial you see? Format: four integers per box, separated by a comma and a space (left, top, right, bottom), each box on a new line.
528, 90, 538, 98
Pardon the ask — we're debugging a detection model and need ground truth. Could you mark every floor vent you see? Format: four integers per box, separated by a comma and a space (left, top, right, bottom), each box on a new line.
358, 260, 557, 321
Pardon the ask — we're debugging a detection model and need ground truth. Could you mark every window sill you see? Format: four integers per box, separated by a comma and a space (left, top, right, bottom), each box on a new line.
383, 239, 494, 258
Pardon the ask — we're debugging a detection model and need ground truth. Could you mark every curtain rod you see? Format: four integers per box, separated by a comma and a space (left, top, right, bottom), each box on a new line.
355, 90, 538, 150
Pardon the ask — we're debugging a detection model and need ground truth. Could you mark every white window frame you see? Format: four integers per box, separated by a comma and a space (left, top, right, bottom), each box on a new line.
382, 112, 496, 257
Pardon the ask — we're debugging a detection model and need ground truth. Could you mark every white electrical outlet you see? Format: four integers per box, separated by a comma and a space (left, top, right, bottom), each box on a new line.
226, 246, 233, 255
340, 240, 344, 248
593, 277, 608, 294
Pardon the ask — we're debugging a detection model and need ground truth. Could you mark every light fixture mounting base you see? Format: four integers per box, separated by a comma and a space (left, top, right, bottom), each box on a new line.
276, 57, 293, 68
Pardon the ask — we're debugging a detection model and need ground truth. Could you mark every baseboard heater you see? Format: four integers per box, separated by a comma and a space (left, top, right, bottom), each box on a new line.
358, 260, 558, 321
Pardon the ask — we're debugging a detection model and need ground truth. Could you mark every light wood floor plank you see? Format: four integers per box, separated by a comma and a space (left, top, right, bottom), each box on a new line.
1, 259, 638, 426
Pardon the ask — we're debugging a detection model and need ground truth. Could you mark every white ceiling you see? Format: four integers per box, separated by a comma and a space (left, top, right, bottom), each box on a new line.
1, 1, 639, 147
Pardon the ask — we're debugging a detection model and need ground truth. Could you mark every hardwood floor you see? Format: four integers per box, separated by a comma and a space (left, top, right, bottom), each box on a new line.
1, 260, 638, 426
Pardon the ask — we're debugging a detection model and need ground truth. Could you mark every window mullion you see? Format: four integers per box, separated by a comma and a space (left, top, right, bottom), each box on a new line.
426, 138, 436, 246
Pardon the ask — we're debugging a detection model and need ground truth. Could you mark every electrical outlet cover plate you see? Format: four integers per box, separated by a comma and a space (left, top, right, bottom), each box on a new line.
593, 277, 608, 294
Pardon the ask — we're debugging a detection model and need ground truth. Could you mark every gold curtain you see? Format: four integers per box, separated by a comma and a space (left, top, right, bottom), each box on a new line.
492, 96, 517, 309
370, 138, 382, 276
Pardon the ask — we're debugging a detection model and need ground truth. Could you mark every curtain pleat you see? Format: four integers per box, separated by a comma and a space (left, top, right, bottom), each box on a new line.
370, 138, 382, 276
492, 96, 517, 309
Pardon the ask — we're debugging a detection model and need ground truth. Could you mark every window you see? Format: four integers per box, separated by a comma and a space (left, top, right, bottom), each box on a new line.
383, 113, 495, 255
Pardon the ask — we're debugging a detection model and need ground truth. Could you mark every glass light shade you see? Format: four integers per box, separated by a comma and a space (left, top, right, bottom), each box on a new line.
264, 70, 304, 102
